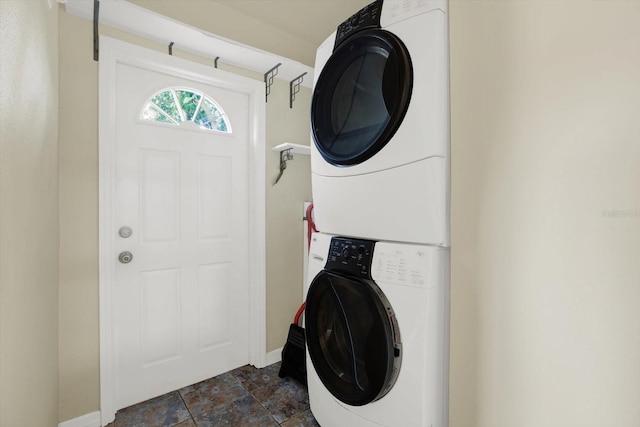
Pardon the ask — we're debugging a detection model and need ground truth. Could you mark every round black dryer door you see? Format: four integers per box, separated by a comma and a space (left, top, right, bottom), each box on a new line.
311, 29, 413, 166
305, 271, 402, 406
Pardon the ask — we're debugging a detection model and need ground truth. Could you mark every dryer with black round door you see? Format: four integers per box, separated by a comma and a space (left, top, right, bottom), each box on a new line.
305, 232, 450, 427
311, 27, 413, 167
310, 0, 450, 245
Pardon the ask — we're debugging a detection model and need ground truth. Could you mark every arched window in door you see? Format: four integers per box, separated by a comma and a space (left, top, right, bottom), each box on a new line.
140, 87, 232, 132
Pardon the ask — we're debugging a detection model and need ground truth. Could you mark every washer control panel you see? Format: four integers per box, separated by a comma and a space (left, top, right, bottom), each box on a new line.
334, 0, 382, 50
372, 242, 437, 288
325, 237, 375, 279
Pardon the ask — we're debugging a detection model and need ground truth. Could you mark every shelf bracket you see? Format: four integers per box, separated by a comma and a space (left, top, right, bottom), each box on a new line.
168, 41, 174, 56
264, 63, 281, 103
271, 143, 310, 185
93, 0, 100, 61
273, 148, 294, 186
289, 72, 307, 109
214, 56, 220, 68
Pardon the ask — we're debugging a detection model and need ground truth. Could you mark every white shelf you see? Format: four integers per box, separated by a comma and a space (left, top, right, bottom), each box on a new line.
272, 143, 311, 156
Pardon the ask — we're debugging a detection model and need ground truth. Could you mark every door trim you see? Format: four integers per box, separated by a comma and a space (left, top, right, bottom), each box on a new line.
98, 36, 266, 425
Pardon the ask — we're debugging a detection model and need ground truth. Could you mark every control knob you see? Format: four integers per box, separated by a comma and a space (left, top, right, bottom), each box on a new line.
341, 247, 350, 259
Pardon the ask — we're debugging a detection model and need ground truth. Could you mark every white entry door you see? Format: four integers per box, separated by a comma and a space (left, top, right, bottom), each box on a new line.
101, 39, 262, 413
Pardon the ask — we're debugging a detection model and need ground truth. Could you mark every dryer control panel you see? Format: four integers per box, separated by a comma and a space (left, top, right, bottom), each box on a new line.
334, 0, 382, 50
325, 237, 375, 280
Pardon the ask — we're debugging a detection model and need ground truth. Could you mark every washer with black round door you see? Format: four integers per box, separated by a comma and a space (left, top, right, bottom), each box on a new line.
305, 232, 450, 427
305, 237, 402, 407
310, 0, 450, 245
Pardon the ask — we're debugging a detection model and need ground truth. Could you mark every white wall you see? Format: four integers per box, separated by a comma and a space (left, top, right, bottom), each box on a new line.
57, 12, 101, 420
449, 1, 640, 426
0, 1, 60, 426
264, 80, 313, 352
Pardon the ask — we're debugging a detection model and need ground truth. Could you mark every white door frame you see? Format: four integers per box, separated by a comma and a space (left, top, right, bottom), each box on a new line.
98, 36, 266, 425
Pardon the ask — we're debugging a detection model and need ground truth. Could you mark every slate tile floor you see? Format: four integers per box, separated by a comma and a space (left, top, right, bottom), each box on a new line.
109, 362, 320, 427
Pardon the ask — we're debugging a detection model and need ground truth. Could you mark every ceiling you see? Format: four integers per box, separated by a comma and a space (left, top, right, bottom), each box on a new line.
213, 0, 372, 46
128, 0, 372, 65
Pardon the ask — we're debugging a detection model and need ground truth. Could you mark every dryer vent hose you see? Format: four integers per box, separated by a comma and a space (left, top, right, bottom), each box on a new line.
295, 203, 317, 325
294, 301, 306, 327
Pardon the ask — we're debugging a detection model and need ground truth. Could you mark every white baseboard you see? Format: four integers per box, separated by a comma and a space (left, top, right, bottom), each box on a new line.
59, 411, 101, 427
265, 347, 283, 365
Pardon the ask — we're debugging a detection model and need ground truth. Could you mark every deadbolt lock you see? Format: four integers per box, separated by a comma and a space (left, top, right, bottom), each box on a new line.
119, 226, 133, 238
118, 251, 133, 264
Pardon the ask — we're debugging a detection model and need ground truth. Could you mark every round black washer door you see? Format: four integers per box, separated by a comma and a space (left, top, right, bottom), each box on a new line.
305, 271, 401, 406
311, 29, 413, 166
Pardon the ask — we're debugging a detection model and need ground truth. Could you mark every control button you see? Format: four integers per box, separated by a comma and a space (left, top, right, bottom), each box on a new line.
341, 247, 350, 259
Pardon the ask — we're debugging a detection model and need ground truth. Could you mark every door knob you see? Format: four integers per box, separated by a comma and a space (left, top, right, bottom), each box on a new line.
118, 251, 133, 264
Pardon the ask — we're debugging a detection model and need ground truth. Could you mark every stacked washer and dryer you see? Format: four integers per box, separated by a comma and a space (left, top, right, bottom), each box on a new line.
304, 0, 450, 426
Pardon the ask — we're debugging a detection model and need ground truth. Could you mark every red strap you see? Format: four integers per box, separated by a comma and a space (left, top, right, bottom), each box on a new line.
294, 301, 306, 326
306, 203, 318, 251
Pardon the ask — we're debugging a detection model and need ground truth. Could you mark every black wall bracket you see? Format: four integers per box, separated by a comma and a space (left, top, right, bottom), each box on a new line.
168, 41, 175, 56
289, 72, 307, 109
214, 56, 220, 68
264, 63, 282, 103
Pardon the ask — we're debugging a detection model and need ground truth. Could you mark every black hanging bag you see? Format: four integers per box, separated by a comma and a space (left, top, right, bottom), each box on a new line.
278, 303, 307, 385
